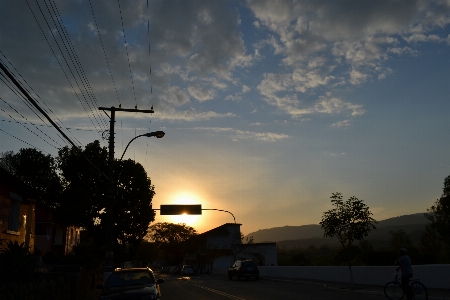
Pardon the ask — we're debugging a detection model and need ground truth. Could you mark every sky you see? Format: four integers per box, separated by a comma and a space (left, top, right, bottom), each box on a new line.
0, 0, 449, 235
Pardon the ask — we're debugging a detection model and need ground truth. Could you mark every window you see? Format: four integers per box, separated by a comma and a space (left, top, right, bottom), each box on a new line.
54, 227, 63, 245
7, 193, 22, 233
106, 271, 155, 287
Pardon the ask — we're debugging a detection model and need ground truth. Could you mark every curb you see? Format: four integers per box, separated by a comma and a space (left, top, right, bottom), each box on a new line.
262, 277, 450, 300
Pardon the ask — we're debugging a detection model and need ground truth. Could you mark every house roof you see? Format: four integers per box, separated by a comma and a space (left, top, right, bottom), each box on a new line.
198, 223, 241, 237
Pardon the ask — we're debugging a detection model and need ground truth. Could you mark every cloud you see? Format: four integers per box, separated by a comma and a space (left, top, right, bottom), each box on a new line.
191, 126, 290, 142
187, 85, 215, 102
154, 108, 235, 121
330, 120, 351, 128
404, 33, 444, 43
257, 72, 365, 116
249, 0, 450, 115
387, 46, 420, 56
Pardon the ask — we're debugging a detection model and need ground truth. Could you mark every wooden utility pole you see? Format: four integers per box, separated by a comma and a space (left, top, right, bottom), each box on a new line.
98, 106, 154, 275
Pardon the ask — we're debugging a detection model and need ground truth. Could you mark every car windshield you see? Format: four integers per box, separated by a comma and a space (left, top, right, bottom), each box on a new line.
106, 271, 155, 287
242, 261, 256, 268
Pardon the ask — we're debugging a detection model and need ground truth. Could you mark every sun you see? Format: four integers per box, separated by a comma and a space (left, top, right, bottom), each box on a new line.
167, 192, 202, 226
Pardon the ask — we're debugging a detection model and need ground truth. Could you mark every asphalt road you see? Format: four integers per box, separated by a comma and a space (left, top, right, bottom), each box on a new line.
157, 274, 386, 300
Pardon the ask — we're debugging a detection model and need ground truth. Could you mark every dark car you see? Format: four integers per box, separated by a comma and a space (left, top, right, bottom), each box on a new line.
98, 267, 164, 299
180, 265, 194, 275
228, 259, 259, 280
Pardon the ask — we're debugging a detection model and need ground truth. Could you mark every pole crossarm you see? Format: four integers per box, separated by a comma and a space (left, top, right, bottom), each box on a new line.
99, 107, 154, 113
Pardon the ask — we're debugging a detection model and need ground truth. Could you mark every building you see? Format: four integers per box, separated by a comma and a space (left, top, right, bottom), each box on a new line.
0, 167, 36, 253
183, 223, 277, 274
0, 167, 79, 256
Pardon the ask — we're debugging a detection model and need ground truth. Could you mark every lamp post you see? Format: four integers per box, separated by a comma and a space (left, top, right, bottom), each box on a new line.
120, 131, 165, 161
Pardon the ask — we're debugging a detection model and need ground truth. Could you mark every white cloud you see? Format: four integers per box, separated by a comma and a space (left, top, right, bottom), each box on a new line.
330, 120, 351, 128
154, 108, 235, 121
191, 126, 290, 142
387, 47, 419, 56
187, 85, 215, 102
249, 0, 450, 116
404, 33, 444, 43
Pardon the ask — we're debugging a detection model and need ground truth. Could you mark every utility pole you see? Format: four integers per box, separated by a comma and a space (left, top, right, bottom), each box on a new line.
98, 106, 154, 277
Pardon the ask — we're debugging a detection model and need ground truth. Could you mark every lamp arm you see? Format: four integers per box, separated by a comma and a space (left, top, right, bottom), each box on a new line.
120, 134, 146, 161
202, 209, 236, 224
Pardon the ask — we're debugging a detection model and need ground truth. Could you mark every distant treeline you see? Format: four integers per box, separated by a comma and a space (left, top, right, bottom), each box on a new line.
277, 228, 450, 266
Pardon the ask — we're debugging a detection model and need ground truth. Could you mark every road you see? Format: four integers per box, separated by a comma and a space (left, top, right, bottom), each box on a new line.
157, 274, 385, 300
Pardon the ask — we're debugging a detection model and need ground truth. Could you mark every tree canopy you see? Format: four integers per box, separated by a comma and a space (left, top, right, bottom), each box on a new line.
320, 192, 377, 249
1, 141, 156, 262
426, 175, 450, 247
320, 192, 377, 288
0, 148, 62, 208
146, 222, 197, 265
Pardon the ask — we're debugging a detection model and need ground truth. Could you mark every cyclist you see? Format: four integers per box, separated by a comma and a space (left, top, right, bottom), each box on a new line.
396, 248, 413, 300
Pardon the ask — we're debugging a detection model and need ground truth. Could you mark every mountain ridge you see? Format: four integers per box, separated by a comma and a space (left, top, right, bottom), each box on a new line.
246, 213, 428, 243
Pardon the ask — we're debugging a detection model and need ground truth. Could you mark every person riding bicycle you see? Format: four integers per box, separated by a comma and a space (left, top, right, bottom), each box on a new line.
396, 248, 413, 300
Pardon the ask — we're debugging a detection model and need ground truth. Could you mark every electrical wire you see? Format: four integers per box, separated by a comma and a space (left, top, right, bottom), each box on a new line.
0, 50, 82, 144
0, 76, 63, 149
48, 0, 109, 130
88, 0, 121, 108
0, 128, 50, 155
26, 0, 105, 140
37, 0, 106, 132
117, 0, 137, 107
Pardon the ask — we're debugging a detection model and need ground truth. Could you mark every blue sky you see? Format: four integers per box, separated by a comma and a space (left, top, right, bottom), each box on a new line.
0, 0, 449, 234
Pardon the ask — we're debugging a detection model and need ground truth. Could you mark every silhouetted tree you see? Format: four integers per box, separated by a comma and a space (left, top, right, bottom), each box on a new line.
146, 222, 197, 266
389, 229, 414, 252
0, 149, 62, 208
320, 192, 377, 289
426, 175, 450, 248
419, 224, 442, 263
57, 141, 156, 261
1, 143, 155, 265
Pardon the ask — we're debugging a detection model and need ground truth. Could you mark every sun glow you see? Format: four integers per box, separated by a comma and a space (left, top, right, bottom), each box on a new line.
168, 192, 202, 227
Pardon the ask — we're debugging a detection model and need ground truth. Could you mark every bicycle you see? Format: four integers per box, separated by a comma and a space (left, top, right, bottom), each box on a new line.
384, 272, 428, 300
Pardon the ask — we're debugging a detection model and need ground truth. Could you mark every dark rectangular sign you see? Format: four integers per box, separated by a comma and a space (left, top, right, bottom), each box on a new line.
160, 204, 202, 215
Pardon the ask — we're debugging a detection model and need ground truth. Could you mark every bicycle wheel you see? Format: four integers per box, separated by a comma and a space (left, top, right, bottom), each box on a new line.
384, 281, 404, 300
410, 281, 428, 300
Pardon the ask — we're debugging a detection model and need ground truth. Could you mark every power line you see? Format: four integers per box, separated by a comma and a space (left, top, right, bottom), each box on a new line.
0, 74, 63, 149
26, 0, 106, 140
0, 50, 77, 144
37, 0, 106, 132
48, 0, 109, 130
0, 119, 98, 132
0, 60, 110, 181
88, 0, 122, 108
117, 0, 138, 106
0, 128, 50, 155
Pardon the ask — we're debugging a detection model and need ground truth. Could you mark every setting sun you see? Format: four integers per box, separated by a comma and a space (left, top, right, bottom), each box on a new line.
166, 192, 202, 227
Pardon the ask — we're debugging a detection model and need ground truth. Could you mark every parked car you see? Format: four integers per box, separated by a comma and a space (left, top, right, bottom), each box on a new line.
228, 259, 259, 280
160, 266, 169, 273
180, 265, 194, 275
98, 267, 164, 299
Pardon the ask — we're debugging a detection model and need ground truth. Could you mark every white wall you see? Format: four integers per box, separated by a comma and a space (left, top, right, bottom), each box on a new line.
257, 265, 450, 289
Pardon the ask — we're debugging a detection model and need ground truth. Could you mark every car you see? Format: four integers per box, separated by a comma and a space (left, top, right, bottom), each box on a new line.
180, 265, 194, 275
160, 266, 169, 273
98, 267, 164, 299
228, 259, 259, 280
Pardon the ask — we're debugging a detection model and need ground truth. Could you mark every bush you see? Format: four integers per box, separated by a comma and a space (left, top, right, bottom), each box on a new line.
0, 240, 36, 280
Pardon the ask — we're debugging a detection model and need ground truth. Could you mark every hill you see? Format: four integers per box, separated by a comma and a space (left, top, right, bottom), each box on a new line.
247, 213, 429, 248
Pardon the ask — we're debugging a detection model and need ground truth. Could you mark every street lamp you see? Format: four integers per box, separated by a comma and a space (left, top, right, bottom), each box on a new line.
120, 131, 165, 160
